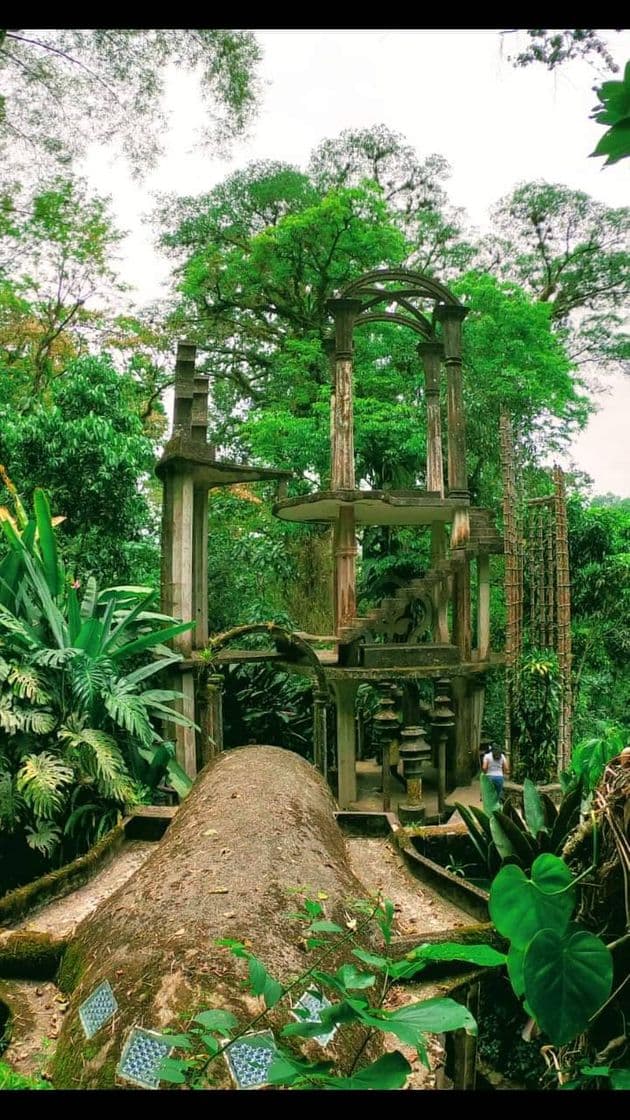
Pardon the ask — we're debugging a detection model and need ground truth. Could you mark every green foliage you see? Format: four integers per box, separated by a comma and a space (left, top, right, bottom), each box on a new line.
490, 854, 613, 1046
158, 894, 497, 1090
591, 60, 630, 165
511, 652, 561, 783
455, 775, 580, 876
0, 488, 193, 884
0, 30, 261, 176
563, 725, 625, 795
0, 1059, 51, 1090
0, 354, 159, 585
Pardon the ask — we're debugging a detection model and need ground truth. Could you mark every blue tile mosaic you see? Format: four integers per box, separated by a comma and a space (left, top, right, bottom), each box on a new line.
78, 980, 118, 1040
292, 987, 337, 1047
224, 1030, 279, 1089
116, 1027, 173, 1090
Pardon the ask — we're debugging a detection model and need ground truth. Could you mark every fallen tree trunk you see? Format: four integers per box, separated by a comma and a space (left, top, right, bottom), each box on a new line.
53, 746, 383, 1089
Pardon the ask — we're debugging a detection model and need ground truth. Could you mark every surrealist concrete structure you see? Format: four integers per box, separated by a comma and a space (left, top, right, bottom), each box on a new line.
159, 271, 504, 812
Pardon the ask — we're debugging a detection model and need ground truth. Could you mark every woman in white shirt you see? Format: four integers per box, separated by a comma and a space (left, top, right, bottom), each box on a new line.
482, 745, 509, 801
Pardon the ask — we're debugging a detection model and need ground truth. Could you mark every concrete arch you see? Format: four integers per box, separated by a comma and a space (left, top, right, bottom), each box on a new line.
204, 622, 329, 775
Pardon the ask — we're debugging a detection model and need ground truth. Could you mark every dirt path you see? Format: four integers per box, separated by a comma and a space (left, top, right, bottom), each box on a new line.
14, 840, 155, 939
345, 836, 469, 934
0, 979, 63, 1078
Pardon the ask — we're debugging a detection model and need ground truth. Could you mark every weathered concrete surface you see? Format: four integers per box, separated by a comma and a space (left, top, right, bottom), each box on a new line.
52, 747, 383, 1088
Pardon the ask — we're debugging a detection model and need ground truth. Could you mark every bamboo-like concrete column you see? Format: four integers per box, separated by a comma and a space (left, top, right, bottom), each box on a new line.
418, 341, 445, 496
328, 298, 362, 630
161, 341, 200, 775
477, 553, 490, 660
437, 305, 471, 663
419, 341, 450, 643
554, 466, 572, 770
436, 304, 470, 545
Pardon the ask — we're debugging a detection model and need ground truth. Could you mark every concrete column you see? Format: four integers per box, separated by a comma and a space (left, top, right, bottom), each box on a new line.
478, 553, 490, 661
333, 679, 358, 808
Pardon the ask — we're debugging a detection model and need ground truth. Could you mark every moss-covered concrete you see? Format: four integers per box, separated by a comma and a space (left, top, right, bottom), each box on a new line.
0, 932, 67, 980
52, 747, 389, 1089
0, 823, 126, 927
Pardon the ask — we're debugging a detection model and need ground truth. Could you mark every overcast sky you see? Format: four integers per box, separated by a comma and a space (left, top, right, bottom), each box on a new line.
83, 29, 630, 496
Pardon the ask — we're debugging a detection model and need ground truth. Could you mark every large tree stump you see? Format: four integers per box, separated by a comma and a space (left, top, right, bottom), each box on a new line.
52, 747, 382, 1088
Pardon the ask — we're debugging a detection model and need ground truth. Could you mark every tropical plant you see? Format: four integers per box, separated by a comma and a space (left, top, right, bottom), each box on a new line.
489, 853, 614, 1049
510, 652, 561, 784
561, 725, 626, 797
0, 487, 193, 878
157, 894, 504, 1089
455, 775, 581, 877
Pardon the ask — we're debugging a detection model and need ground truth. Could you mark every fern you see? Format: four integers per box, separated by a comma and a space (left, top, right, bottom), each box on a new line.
16, 752, 73, 818
25, 822, 62, 856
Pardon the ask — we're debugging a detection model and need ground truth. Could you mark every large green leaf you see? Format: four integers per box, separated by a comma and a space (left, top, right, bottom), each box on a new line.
340, 1051, 412, 1090
523, 778, 548, 838
491, 810, 537, 865
193, 1009, 238, 1032
109, 619, 195, 661
523, 927, 613, 1046
489, 854, 575, 948
33, 489, 60, 599
364, 997, 477, 1046
480, 772, 500, 815
247, 955, 283, 1009
507, 945, 525, 997
453, 801, 489, 867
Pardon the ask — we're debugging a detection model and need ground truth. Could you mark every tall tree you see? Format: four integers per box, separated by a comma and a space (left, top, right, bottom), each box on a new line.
481, 182, 630, 374
0, 29, 261, 176
0, 354, 160, 585
0, 176, 123, 404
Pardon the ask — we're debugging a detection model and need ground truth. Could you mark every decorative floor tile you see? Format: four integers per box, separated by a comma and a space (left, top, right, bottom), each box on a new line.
224, 1030, 279, 1089
116, 1026, 173, 1090
78, 980, 118, 1040
292, 987, 337, 1047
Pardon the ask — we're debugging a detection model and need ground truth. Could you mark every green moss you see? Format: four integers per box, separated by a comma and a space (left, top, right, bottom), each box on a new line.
0, 933, 67, 979
56, 941, 85, 995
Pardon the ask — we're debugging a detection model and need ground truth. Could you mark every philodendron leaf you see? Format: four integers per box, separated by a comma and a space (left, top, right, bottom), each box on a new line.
489, 853, 575, 949
507, 945, 525, 998
523, 927, 613, 1046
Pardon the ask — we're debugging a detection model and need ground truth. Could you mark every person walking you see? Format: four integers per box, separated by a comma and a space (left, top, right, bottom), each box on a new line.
482, 745, 509, 801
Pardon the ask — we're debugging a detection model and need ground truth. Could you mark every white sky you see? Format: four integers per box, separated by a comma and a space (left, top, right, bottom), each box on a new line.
82, 29, 630, 496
